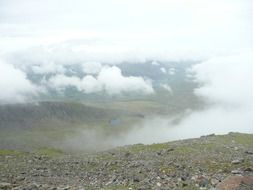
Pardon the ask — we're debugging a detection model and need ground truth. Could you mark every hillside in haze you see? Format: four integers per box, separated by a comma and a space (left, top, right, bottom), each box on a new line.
0, 0, 253, 189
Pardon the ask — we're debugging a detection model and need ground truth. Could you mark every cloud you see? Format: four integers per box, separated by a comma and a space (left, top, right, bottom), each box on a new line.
160, 84, 172, 93
1, 0, 251, 72
113, 52, 253, 145
97, 66, 154, 95
0, 60, 40, 103
169, 68, 175, 75
160, 67, 167, 74
192, 53, 253, 107
0, 0, 252, 60
31, 62, 66, 74
48, 74, 102, 93
118, 105, 253, 145
48, 66, 154, 95
82, 61, 102, 74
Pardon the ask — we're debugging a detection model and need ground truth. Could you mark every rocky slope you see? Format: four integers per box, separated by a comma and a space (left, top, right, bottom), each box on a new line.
0, 133, 252, 190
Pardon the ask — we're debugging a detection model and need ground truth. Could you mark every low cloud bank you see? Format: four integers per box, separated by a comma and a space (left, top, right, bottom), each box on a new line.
65, 52, 253, 150
119, 53, 253, 144
48, 66, 154, 95
0, 60, 40, 104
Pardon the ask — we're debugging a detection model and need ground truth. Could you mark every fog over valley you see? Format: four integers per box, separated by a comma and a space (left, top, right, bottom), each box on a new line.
0, 0, 252, 152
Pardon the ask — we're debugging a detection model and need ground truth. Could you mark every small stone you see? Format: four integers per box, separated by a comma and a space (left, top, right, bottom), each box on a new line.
167, 148, 174, 152
210, 178, 219, 186
22, 183, 39, 190
124, 152, 131, 157
16, 176, 25, 181
244, 167, 253, 172
231, 170, 243, 174
156, 182, 161, 187
181, 176, 187, 181
191, 175, 198, 181
231, 159, 243, 164
62, 186, 70, 190
133, 176, 140, 182
156, 151, 162, 156
0, 182, 11, 190
245, 150, 253, 155
198, 177, 209, 187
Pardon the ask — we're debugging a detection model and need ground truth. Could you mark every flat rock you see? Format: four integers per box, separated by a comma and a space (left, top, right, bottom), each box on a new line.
231, 159, 244, 164
231, 170, 243, 174
217, 176, 253, 190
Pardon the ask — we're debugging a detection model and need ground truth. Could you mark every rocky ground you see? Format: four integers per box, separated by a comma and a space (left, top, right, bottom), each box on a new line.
0, 132, 253, 190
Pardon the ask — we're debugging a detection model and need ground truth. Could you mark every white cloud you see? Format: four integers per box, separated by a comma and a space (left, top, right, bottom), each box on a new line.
48, 66, 154, 95
0, 60, 39, 103
160, 84, 172, 93
82, 61, 102, 74
0, 0, 252, 60
192, 52, 253, 107
48, 75, 82, 91
160, 67, 167, 74
97, 66, 154, 95
47, 74, 102, 93
151, 61, 159, 66
31, 62, 66, 74
82, 75, 103, 93
169, 68, 175, 75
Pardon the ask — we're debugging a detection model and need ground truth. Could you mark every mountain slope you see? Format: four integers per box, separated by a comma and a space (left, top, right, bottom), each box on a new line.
0, 133, 252, 189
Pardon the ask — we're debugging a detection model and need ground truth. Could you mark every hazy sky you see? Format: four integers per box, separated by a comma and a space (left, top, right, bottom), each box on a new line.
0, 0, 252, 58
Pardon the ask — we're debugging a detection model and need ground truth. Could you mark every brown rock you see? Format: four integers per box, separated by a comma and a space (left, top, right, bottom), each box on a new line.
217, 176, 253, 190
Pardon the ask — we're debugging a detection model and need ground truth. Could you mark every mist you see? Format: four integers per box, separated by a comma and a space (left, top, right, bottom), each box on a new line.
122, 53, 253, 144
56, 53, 253, 151
0, 0, 253, 151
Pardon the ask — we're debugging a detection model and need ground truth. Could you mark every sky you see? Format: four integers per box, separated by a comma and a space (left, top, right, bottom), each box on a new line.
0, 0, 252, 56
0, 0, 253, 142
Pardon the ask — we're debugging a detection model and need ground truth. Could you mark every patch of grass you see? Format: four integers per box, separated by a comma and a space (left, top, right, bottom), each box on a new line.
148, 143, 171, 151
159, 165, 177, 175
36, 147, 64, 156
174, 146, 196, 155
218, 133, 253, 146
0, 149, 22, 156
204, 160, 232, 173
102, 184, 129, 190
125, 143, 171, 153
127, 144, 147, 153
